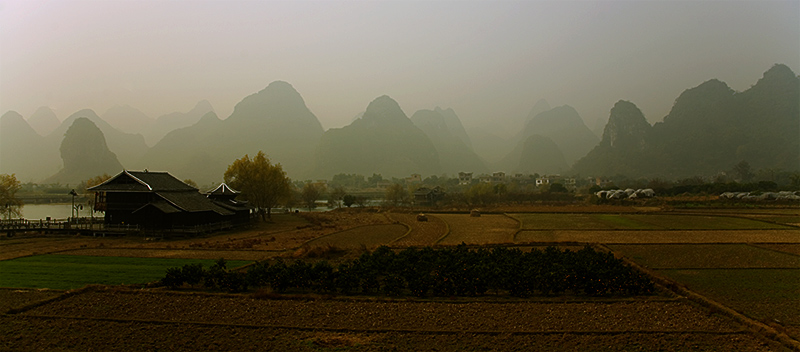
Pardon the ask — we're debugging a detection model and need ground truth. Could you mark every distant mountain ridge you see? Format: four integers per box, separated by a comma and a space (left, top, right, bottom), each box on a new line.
410, 108, 488, 175
27, 106, 60, 136
139, 81, 325, 183
572, 64, 800, 178
1, 64, 796, 184
0, 111, 55, 182
498, 105, 598, 174
314, 96, 441, 179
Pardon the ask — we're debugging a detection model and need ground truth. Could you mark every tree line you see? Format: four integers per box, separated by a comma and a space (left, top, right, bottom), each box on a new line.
160, 245, 655, 297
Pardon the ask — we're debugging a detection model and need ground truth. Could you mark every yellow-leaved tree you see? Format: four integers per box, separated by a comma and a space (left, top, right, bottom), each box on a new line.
0, 174, 23, 219
224, 151, 290, 221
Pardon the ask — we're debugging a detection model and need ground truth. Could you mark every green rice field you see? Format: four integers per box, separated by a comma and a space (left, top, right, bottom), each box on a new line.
510, 213, 792, 230
0, 255, 251, 290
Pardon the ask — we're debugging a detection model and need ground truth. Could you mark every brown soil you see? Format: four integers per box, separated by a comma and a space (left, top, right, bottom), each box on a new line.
0, 288, 62, 313
0, 235, 138, 261
752, 243, 800, 256
0, 287, 782, 352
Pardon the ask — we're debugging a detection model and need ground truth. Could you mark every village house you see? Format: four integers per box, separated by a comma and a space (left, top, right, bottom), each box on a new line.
89, 170, 250, 231
491, 172, 506, 183
536, 175, 577, 188
405, 173, 422, 184
413, 186, 445, 205
458, 172, 473, 185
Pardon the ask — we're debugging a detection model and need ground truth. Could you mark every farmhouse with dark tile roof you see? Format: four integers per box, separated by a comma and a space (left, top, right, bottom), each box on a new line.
89, 170, 251, 230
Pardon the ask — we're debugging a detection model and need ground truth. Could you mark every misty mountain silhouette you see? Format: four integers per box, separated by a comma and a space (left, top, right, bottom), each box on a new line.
51, 109, 149, 168
1, 64, 796, 184
499, 105, 597, 173
27, 106, 60, 137
410, 108, 488, 175
314, 95, 441, 178
0, 111, 56, 182
139, 81, 325, 183
43, 117, 123, 185
516, 134, 569, 174
102, 105, 153, 135
573, 64, 800, 178
143, 100, 214, 146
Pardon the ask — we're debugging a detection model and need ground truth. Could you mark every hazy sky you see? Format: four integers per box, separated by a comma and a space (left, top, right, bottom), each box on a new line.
1, 0, 798, 135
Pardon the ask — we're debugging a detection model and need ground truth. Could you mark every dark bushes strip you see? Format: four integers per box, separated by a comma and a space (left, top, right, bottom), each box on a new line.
159, 245, 655, 296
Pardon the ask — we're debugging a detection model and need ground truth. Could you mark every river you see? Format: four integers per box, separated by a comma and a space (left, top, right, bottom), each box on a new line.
18, 203, 102, 220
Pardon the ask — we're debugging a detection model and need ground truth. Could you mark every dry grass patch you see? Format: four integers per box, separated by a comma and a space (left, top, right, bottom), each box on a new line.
0, 235, 136, 261
387, 213, 448, 246
610, 244, 800, 269
302, 224, 408, 249
436, 214, 517, 245
511, 213, 790, 230
58, 248, 279, 261
515, 229, 800, 244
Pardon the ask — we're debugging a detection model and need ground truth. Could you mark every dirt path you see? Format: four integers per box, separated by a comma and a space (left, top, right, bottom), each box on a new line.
387, 213, 448, 246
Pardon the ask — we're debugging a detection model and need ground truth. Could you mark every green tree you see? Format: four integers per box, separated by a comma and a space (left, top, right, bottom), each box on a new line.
301, 182, 324, 210
549, 183, 568, 193
224, 151, 291, 221
0, 174, 23, 219
731, 160, 754, 182
342, 194, 356, 207
465, 183, 495, 205
368, 173, 383, 186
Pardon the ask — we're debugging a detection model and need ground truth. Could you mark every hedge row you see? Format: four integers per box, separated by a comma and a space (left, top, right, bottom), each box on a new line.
160, 245, 655, 297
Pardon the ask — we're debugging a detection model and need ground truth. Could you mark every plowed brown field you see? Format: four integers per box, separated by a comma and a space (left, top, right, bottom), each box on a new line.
1, 287, 779, 352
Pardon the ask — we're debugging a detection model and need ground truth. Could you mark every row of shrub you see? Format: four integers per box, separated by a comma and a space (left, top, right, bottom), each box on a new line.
160, 245, 655, 297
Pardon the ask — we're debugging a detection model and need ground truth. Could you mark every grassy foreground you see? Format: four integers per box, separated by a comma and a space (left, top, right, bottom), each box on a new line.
0, 255, 250, 290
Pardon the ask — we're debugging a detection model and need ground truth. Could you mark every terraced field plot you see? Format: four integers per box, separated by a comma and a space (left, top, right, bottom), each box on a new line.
58, 247, 280, 261
0, 255, 251, 290
661, 269, 800, 334
302, 224, 408, 249
387, 213, 447, 246
608, 244, 800, 269
515, 229, 800, 244
0, 288, 62, 313
511, 213, 790, 230
611, 243, 800, 341
436, 214, 517, 245
754, 243, 800, 256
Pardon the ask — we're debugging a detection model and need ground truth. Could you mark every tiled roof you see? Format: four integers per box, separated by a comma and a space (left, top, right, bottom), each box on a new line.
207, 183, 240, 195
212, 199, 251, 212
132, 200, 182, 214
88, 170, 197, 192
157, 192, 234, 216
